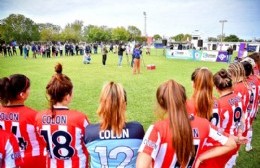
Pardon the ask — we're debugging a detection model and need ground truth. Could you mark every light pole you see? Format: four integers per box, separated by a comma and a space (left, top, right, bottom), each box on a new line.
143, 11, 147, 37
219, 20, 227, 50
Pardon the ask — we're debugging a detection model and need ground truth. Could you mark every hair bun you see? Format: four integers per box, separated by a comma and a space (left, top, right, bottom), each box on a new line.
219, 69, 228, 78
55, 63, 62, 74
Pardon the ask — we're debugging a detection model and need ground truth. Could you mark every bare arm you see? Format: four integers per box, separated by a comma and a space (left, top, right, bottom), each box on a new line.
136, 152, 153, 168
194, 136, 236, 168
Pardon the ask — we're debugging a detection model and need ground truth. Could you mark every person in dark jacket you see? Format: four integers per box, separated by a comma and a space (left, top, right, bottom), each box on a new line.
117, 43, 126, 66
227, 46, 233, 63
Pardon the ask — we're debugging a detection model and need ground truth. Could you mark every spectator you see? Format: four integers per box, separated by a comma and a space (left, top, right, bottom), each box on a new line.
23, 44, 27, 59
227, 46, 233, 63
12, 44, 17, 56
32, 44, 37, 58
132, 44, 142, 74
83, 50, 91, 64
7, 44, 12, 56
19, 43, 23, 56
102, 45, 108, 66
117, 43, 126, 67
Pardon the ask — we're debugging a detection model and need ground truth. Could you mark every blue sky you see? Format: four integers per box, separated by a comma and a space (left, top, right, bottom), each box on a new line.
0, 0, 259, 40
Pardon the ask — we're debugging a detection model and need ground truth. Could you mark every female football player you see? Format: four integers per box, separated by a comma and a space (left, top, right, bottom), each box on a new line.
85, 81, 145, 168
35, 63, 90, 168
0, 74, 45, 168
136, 79, 237, 168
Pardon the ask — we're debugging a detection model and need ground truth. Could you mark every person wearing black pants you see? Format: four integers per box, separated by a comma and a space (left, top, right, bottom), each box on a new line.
19, 44, 23, 56
102, 46, 108, 66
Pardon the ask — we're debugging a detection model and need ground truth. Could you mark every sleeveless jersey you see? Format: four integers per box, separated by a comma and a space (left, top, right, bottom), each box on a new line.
138, 116, 228, 168
35, 107, 89, 168
85, 122, 145, 168
0, 129, 23, 168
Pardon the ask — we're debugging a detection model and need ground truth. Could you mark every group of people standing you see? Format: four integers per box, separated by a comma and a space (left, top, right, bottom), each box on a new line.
99, 42, 143, 75
1, 38, 260, 167
1, 52, 259, 168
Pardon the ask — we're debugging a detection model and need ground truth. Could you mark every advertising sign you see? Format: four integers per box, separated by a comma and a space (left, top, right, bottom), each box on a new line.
216, 51, 228, 62
200, 51, 218, 62
166, 49, 193, 60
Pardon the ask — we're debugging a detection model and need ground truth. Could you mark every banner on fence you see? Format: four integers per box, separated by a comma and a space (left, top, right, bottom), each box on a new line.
166, 49, 193, 60
165, 49, 228, 63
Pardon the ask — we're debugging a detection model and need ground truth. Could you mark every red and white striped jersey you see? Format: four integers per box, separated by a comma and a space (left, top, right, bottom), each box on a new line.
246, 75, 260, 127
0, 129, 23, 168
186, 98, 220, 128
217, 92, 243, 136
138, 116, 228, 168
253, 65, 260, 76
0, 105, 44, 158
233, 81, 249, 113
35, 107, 90, 168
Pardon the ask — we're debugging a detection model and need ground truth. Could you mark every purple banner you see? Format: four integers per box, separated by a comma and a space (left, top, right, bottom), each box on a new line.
216, 51, 228, 62
238, 42, 246, 58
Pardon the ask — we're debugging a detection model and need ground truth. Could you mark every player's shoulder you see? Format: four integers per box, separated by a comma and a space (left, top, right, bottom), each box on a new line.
125, 121, 145, 138
191, 115, 210, 128
125, 121, 144, 129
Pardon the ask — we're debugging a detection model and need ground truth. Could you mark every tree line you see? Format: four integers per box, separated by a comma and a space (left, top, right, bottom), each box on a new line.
0, 14, 146, 44
0, 13, 249, 45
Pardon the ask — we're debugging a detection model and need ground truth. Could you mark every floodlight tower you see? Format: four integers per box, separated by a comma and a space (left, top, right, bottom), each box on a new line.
143, 11, 147, 37
219, 20, 227, 50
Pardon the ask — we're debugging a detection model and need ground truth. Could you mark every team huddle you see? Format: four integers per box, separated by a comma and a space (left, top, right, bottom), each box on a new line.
0, 52, 259, 168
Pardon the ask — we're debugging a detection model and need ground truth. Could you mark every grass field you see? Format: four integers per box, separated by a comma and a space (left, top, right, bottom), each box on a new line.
0, 49, 259, 167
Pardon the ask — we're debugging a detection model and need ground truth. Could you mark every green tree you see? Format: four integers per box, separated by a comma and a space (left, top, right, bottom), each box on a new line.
183, 34, 192, 41
153, 34, 162, 40
38, 23, 61, 32
224, 34, 240, 42
208, 37, 218, 42
127, 26, 141, 41
111, 27, 130, 43
136, 36, 147, 44
0, 14, 40, 43
173, 34, 184, 42
84, 25, 111, 43
38, 23, 61, 42
60, 20, 84, 43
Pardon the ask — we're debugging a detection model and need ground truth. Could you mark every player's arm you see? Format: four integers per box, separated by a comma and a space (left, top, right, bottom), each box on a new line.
194, 126, 236, 168
136, 152, 152, 168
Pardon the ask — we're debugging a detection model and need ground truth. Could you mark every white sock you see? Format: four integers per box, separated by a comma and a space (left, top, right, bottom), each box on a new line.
246, 128, 253, 148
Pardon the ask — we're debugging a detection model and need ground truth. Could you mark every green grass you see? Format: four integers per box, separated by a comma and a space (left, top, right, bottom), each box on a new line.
0, 49, 259, 167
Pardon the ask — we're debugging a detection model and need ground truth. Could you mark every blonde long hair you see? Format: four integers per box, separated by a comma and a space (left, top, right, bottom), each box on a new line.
97, 81, 127, 135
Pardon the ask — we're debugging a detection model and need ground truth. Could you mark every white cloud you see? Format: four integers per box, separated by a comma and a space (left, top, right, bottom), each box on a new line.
0, 0, 259, 39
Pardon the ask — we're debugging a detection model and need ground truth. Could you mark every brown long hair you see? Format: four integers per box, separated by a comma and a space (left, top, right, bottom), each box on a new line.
97, 81, 127, 136
156, 79, 194, 166
46, 63, 73, 118
249, 52, 260, 73
191, 68, 214, 120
